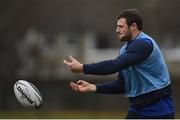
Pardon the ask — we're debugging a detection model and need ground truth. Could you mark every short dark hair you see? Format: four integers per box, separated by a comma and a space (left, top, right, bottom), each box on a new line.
117, 9, 143, 30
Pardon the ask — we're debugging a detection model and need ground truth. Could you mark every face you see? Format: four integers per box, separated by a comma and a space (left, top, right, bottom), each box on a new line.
116, 18, 132, 42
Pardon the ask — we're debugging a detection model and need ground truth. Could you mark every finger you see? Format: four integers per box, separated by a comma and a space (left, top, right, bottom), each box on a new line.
71, 82, 81, 92
71, 82, 80, 92
63, 59, 70, 65
69, 82, 78, 91
69, 82, 75, 88
69, 56, 76, 61
77, 80, 84, 85
75, 84, 80, 92
70, 85, 77, 91
69, 81, 75, 85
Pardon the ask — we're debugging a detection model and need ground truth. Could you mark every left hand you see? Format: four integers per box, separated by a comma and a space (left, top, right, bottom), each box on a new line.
69, 80, 96, 92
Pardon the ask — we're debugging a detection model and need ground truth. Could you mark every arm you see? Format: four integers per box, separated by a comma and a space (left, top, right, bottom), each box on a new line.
69, 72, 124, 94
95, 80, 122, 94
83, 38, 153, 75
95, 72, 125, 94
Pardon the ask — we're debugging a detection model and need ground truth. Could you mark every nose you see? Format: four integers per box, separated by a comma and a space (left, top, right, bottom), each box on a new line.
116, 28, 118, 33
116, 27, 120, 33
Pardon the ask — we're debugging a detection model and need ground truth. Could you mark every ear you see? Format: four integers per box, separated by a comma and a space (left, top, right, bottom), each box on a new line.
130, 23, 137, 30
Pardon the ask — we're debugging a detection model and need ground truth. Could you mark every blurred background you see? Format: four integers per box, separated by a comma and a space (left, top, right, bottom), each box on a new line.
0, 0, 180, 118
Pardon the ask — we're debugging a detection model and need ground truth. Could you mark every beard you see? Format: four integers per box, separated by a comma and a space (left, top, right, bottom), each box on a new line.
118, 30, 132, 42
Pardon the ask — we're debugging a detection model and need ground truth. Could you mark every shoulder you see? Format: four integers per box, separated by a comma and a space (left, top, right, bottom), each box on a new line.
129, 38, 153, 50
127, 38, 153, 54
135, 38, 153, 47
137, 32, 154, 46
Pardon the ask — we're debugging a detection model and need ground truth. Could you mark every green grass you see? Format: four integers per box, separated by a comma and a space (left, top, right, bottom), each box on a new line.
0, 110, 126, 119
0, 110, 179, 119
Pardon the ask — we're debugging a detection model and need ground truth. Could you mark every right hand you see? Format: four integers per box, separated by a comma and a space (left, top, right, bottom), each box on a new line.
69, 80, 96, 92
63, 56, 83, 73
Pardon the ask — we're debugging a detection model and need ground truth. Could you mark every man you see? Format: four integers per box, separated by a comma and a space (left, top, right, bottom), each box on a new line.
63, 9, 175, 119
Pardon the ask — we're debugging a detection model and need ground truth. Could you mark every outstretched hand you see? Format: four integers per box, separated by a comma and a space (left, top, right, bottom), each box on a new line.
69, 80, 96, 92
63, 56, 83, 73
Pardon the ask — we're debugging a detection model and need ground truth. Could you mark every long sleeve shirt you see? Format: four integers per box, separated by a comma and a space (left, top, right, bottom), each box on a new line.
83, 37, 153, 93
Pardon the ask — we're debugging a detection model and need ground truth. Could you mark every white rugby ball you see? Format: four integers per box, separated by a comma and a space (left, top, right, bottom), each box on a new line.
14, 80, 43, 109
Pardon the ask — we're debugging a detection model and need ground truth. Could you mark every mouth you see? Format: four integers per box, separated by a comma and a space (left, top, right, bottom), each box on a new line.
117, 33, 122, 35
118, 34, 123, 37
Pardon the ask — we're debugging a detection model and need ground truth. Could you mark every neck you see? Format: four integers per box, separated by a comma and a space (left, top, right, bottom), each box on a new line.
131, 31, 141, 40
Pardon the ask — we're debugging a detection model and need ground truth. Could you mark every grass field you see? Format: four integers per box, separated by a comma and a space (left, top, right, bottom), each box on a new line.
0, 110, 126, 119
0, 110, 179, 119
